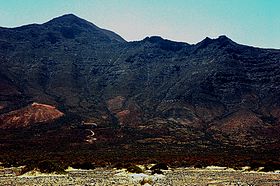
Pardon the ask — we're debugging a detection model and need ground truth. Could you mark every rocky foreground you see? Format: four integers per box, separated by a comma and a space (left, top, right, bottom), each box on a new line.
1, 166, 280, 186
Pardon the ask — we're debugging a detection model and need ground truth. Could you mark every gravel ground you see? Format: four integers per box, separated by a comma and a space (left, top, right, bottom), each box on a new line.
1, 167, 280, 186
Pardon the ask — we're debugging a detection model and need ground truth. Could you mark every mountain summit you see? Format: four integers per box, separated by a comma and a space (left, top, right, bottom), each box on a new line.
1, 14, 280, 165
45, 14, 89, 25
43, 14, 126, 42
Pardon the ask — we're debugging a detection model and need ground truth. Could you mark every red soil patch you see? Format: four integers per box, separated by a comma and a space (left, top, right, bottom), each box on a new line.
210, 109, 261, 133
107, 96, 126, 113
0, 102, 64, 129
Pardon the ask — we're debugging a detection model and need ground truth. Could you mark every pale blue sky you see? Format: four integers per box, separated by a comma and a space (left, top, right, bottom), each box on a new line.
0, 0, 279, 48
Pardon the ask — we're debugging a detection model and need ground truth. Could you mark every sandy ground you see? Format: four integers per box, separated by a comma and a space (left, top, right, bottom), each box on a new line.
1, 166, 280, 186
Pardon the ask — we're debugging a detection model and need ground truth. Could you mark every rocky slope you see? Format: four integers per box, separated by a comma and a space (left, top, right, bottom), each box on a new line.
0, 14, 280, 164
0, 102, 63, 129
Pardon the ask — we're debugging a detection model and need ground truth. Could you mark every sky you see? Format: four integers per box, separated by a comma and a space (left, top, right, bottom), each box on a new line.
0, 0, 279, 49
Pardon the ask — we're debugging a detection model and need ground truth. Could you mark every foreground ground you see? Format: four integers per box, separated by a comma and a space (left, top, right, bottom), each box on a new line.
1, 166, 280, 186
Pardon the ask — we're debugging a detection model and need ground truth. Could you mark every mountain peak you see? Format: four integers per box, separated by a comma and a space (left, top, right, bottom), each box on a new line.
45, 14, 94, 28
215, 35, 234, 43
200, 37, 213, 44
217, 35, 230, 40
49, 13, 83, 21
196, 35, 237, 49
144, 36, 164, 42
42, 14, 126, 42
215, 35, 238, 47
143, 36, 189, 51
200, 35, 232, 42
59, 13, 78, 18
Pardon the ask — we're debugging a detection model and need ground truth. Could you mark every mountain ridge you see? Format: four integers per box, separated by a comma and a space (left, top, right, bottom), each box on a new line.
0, 14, 280, 166
2, 14, 274, 49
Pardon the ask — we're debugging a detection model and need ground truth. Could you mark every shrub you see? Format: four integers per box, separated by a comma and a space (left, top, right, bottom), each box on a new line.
262, 162, 280, 172
194, 163, 204, 169
71, 162, 95, 170
231, 166, 242, 170
151, 169, 163, 175
112, 162, 132, 169
37, 160, 66, 173
248, 162, 262, 171
127, 165, 143, 173
150, 163, 168, 170
20, 165, 35, 175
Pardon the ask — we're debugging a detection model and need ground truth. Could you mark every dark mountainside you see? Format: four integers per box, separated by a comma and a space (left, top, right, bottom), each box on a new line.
1, 14, 280, 167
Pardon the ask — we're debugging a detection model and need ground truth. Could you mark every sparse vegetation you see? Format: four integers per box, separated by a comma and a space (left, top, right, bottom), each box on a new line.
262, 163, 280, 172
112, 162, 132, 169
150, 163, 168, 170
19, 160, 66, 175
127, 165, 143, 173
37, 160, 66, 173
71, 162, 95, 170
151, 169, 163, 175
2, 166, 280, 185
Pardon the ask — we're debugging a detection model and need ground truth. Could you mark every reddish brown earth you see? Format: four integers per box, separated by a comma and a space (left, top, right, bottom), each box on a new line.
107, 96, 142, 127
0, 102, 64, 129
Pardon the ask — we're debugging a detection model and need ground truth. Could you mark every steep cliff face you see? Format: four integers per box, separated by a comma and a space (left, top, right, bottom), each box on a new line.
0, 14, 280, 154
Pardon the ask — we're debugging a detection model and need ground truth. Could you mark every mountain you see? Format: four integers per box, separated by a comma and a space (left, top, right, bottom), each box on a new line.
1, 14, 280, 166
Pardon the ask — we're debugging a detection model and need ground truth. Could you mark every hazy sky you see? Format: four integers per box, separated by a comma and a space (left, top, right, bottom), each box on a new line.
0, 0, 279, 48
